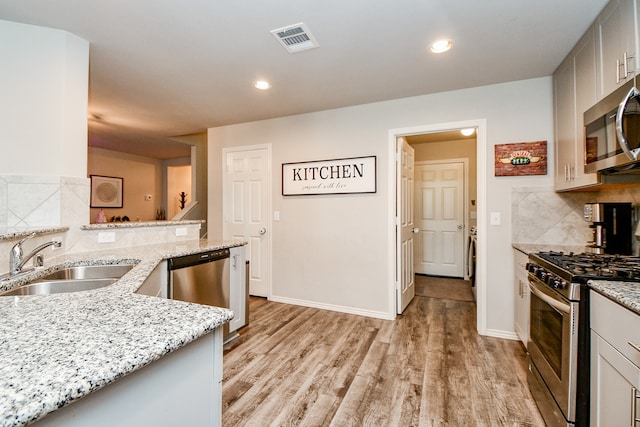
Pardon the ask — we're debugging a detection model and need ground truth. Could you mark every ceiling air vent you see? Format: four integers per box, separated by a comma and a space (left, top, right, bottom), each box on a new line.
270, 22, 319, 53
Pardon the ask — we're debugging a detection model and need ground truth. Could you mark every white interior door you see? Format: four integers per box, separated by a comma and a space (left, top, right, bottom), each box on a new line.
415, 161, 465, 277
396, 137, 415, 314
223, 146, 271, 297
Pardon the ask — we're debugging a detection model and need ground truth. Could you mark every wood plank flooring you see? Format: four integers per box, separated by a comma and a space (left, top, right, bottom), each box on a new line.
222, 294, 545, 426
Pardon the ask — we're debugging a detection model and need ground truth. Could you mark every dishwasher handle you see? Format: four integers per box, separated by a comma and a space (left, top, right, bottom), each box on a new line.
168, 248, 230, 270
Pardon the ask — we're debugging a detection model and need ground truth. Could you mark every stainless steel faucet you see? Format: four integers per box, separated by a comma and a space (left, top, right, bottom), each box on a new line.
9, 233, 62, 276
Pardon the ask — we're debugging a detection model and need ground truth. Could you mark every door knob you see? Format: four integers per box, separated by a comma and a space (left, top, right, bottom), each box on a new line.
259, 227, 267, 235
412, 228, 419, 234
457, 224, 463, 230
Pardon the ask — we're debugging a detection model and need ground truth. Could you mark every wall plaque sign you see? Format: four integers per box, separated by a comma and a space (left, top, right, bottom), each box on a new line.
494, 141, 547, 176
282, 156, 377, 195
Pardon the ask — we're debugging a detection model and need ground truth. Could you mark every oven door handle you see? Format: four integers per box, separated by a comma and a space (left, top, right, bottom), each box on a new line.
529, 280, 570, 315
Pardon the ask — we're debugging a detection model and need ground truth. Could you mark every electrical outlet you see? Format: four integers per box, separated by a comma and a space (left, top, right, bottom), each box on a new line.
97, 231, 116, 243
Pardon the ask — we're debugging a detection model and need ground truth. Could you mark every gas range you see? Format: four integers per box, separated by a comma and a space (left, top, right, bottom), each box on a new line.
527, 251, 640, 301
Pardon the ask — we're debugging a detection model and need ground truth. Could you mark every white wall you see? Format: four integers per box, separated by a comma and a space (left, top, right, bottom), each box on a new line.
0, 19, 89, 178
209, 77, 555, 335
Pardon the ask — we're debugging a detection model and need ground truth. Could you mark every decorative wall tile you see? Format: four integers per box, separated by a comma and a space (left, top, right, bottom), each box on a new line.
512, 185, 640, 255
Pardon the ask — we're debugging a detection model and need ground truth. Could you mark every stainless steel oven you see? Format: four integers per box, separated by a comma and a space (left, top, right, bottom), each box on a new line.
527, 274, 580, 427
526, 251, 640, 427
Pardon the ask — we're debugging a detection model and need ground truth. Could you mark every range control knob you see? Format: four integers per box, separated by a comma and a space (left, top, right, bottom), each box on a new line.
549, 277, 568, 289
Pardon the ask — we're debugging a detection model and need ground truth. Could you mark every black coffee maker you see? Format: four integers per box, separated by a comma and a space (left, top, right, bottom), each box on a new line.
583, 202, 633, 255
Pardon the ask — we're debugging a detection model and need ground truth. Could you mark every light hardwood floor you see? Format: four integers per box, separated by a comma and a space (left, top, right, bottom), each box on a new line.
222, 294, 545, 426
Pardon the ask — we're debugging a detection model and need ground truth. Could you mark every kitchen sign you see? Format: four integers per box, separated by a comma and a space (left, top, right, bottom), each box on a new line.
282, 156, 377, 195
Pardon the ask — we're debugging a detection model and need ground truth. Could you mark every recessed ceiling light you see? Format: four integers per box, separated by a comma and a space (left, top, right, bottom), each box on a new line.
254, 80, 270, 90
461, 128, 475, 136
430, 39, 453, 54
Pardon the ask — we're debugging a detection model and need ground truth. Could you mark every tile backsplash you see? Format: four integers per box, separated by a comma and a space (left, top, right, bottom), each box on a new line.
512, 185, 640, 255
0, 175, 89, 229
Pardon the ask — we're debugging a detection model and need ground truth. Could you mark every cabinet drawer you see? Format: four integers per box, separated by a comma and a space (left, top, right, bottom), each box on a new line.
591, 291, 640, 366
514, 249, 528, 281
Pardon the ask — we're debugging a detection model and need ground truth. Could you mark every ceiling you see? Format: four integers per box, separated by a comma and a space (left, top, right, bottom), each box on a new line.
0, 0, 609, 159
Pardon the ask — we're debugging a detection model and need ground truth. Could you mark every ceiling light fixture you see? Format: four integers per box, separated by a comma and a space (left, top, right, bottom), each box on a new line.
430, 39, 453, 53
460, 128, 475, 136
254, 80, 270, 90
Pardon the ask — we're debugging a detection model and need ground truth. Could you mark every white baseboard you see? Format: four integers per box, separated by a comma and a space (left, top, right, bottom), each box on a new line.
484, 328, 520, 341
268, 295, 394, 320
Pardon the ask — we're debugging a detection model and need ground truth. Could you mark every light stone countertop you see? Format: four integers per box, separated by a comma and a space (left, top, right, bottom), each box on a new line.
0, 239, 243, 427
588, 280, 640, 316
512, 243, 587, 255
0, 227, 69, 242
80, 220, 204, 230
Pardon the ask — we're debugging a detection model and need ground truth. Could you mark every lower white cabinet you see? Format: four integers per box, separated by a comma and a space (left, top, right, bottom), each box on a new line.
590, 291, 640, 426
229, 245, 247, 334
34, 328, 223, 427
136, 260, 168, 298
513, 249, 529, 344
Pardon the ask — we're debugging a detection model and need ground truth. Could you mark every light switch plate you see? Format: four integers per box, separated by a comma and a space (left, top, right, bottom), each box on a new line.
490, 211, 501, 225
175, 227, 187, 236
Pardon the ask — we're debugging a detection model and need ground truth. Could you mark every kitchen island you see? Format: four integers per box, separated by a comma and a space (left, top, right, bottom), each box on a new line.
0, 239, 243, 427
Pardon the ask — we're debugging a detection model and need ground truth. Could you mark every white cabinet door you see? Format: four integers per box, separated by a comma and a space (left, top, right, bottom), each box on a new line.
554, 54, 577, 191
513, 249, 529, 345
135, 261, 168, 298
228, 245, 247, 333
554, 25, 600, 191
573, 25, 600, 189
598, 0, 637, 98
590, 291, 640, 425
591, 331, 640, 426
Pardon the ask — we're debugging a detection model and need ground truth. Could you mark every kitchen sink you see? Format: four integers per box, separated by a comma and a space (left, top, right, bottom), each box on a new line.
1, 278, 118, 296
41, 264, 134, 280
0, 263, 135, 296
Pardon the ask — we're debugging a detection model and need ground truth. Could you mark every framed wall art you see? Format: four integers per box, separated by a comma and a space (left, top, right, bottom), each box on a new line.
494, 141, 547, 176
282, 156, 377, 196
90, 175, 123, 208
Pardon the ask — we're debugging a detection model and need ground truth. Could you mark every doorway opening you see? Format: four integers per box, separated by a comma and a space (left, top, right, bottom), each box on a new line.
389, 120, 487, 334
167, 164, 192, 219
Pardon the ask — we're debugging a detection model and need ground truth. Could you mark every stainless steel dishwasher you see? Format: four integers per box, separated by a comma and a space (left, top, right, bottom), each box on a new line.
168, 248, 230, 340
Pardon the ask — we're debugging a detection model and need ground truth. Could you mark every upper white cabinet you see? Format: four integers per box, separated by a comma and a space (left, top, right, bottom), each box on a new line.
597, 0, 637, 98
553, 0, 639, 191
554, 26, 600, 191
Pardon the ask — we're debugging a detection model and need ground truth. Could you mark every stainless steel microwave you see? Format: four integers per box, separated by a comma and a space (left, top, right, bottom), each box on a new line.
584, 78, 640, 174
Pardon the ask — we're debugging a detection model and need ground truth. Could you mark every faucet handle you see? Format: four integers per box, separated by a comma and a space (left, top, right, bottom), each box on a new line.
13, 232, 37, 248
11, 232, 36, 257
